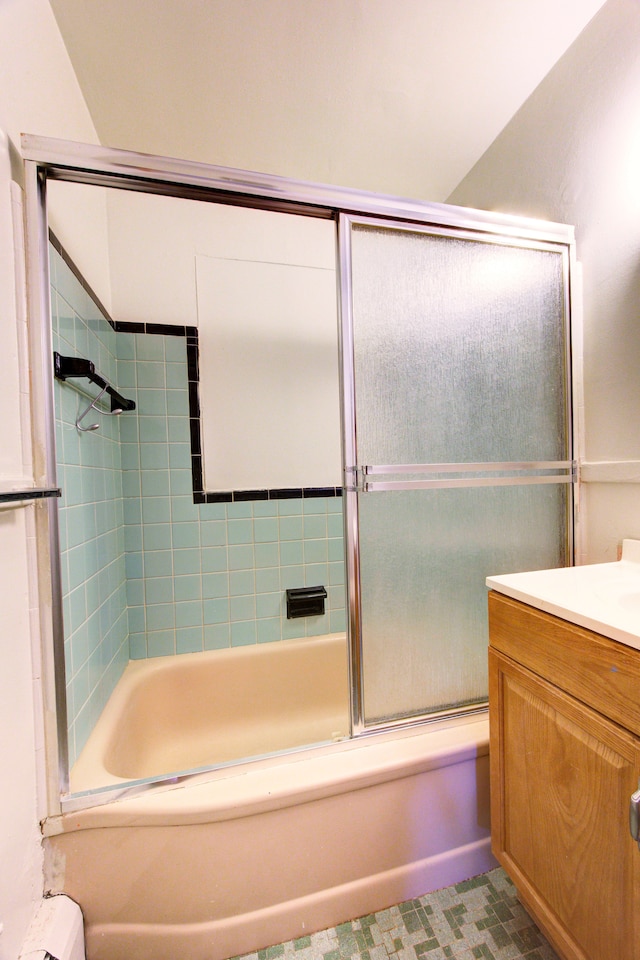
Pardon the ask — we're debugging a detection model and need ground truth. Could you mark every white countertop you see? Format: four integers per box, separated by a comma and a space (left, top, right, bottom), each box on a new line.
486, 539, 640, 651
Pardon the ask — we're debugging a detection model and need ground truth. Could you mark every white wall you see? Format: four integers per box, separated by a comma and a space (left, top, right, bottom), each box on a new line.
0, 1, 102, 956
448, 0, 640, 564
102, 189, 341, 490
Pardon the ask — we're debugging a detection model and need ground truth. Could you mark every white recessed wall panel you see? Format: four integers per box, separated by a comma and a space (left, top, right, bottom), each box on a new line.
196, 252, 341, 491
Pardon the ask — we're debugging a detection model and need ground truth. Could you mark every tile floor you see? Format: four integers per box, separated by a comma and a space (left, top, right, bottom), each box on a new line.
231, 869, 560, 960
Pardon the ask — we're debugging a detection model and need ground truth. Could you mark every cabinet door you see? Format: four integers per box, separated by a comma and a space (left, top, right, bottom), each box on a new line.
490, 648, 640, 960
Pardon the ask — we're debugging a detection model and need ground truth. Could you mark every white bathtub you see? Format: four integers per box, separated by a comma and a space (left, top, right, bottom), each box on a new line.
45, 634, 494, 960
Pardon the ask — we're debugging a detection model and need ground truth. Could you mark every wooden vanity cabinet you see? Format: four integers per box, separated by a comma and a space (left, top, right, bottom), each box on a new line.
488, 590, 640, 960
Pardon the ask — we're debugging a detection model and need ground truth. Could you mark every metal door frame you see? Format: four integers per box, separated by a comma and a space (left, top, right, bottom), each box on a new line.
21, 134, 577, 813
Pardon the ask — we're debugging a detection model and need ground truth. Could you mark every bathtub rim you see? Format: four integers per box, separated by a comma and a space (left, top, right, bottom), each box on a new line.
45, 707, 489, 834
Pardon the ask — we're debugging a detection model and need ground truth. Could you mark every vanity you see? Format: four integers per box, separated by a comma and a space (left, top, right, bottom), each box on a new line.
487, 540, 640, 960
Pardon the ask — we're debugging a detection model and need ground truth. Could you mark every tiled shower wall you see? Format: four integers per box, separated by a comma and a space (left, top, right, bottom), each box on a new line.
117, 330, 346, 658
50, 244, 129, 766
51, 243, 346, 764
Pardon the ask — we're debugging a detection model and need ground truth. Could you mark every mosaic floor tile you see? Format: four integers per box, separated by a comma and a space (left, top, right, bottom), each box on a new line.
230, 868, 560, 960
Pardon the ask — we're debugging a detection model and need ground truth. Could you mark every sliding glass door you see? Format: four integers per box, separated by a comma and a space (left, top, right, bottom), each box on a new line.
340, 216, 573, 728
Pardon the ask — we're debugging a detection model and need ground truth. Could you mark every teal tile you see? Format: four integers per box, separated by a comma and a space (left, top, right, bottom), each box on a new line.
136, 361, 165, 389
171, 495, 198, 523
147, 630, 175, 657
280, 565, 304, 589
254, 543, 280, 567
128, 605, 146, 633
228, 518, 253, 544
119, 415, 139, 444
135, 333, 164, 361
256, 592, 280, 618
166, 361, 186, 388
328, 513, 344, 537
201, 521, 227, 546
139, 416, 169, 443
145, 576, 174, 604
227, 501, 252, 519
231, 621, 256, 646
126, 578, 144, 606
328, 497, 343, 513
230, 595, 255, 621
129, 632, 147, 659
140, 443, 169, 470
116, 333, 136, 361
140, 469, 170, 496
304, 539, 328, 564
201, 546, 228, 573
279, 540, 303, 565
257, 618, 281, 643
277, 499, 303, 516
172, 522, 200, 548
143, 550, 173, 577
306, 615, 330, 637
303, 515, 327, 538
164, 337, 186, 362
302, 496, 327, 515
329, 561, 345, 585
124, 524, 143, 552
228, 544, 254, 570
204, 623, 230, 650
229, 570, 255, 596
169, 442, 190, 468
176, 626, 203, 654
125, 551, 143, 579
175, 600, 202, 628
124, 497, 142, 523
202, 572, 229, 599
328, 538, 345, 561
147, 603, 175, 631
167, 416, 188, 442
169, 468, 193, 495
253, 499, 278, 517
254, 517, 278, 543
305, 563, 329, 586
174, 575, 202, 601
279, 516, 303, 540
136, 387, 167, 414
255, 567, 280, 594
199, 501, 226, 521
143, 522, 172, 551
166, 389, 189, 417
173, 548, 200, 575
203, 597, 229, 624
142, 496, 171, 524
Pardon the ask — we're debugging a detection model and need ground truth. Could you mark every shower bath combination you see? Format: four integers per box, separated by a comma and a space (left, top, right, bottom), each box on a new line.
23, 134, 577, 960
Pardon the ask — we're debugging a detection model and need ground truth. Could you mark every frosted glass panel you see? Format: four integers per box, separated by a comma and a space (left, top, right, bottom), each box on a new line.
358, 484, 567, 722
349, 221, 570, 724
351, 225, 568, 466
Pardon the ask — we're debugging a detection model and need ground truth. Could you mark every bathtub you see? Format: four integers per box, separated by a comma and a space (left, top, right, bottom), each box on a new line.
70, 632, 351, 791
44, 633, 494, 960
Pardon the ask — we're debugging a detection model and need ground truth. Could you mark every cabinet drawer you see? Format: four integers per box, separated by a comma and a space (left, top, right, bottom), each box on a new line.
488, 591, 640, 737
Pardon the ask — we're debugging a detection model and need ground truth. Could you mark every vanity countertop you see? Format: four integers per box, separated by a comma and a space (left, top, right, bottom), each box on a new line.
486, 539, 640, 652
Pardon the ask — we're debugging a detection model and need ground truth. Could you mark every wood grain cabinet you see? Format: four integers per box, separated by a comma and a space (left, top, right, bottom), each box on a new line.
488, 590, 640, 960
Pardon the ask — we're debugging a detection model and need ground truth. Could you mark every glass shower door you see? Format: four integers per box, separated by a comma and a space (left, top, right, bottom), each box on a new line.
340, 216, 573, 729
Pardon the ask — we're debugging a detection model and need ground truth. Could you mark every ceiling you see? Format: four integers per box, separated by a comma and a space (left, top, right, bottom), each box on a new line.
49, 0, 607, 202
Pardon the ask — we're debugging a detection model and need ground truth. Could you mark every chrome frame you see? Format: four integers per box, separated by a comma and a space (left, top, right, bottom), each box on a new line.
338, 212, 575, 736
21, 134, 577, 811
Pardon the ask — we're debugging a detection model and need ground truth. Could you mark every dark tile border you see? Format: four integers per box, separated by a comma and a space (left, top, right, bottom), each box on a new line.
50, 232, 342, 504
